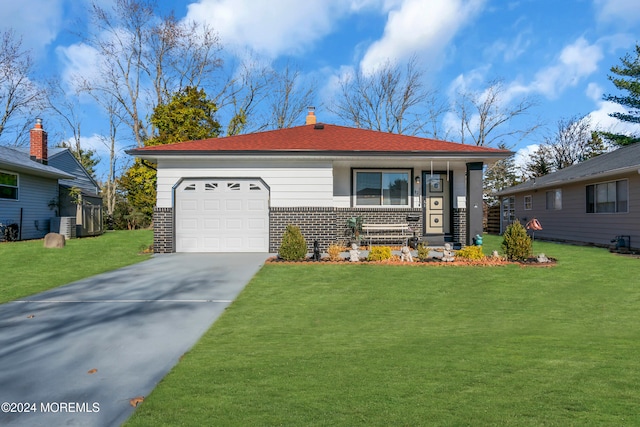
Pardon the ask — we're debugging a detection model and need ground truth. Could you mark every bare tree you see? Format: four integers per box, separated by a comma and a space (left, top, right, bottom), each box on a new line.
454, 79, 539, 146
99, 97, 123, 221
0, 30, 45, 145
266, 62, 317, 130
75, 0, 222, 147
542, 116, 608, 171
329, 57, 441, 135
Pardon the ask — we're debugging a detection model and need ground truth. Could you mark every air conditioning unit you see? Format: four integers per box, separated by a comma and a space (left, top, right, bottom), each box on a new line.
50, 216, 77, 239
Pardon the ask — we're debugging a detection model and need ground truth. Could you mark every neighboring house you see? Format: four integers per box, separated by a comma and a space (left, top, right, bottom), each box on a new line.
128, 110, 511, 253
49, 148, 103, 237
0, 119, 103, 242
496, 142, 640, 250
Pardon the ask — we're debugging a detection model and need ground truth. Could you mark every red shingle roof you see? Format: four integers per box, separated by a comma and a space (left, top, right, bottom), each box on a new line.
128, 123, 509, 155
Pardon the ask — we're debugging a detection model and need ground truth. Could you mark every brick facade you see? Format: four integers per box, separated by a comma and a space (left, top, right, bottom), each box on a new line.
453, 208, 467, 246
269, 207, 424, 253
153, 207, 173, 253
152, 206, 468, 253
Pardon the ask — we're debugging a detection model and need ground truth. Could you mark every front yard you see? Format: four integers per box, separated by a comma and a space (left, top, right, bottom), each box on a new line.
126, 236, 640, 426
0, 229, 153, 304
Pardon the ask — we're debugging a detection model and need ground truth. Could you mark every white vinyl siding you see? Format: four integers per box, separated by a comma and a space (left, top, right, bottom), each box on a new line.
156, 159, 333, 208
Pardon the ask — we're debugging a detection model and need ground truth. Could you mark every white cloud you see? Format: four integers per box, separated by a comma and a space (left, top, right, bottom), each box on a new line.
593, 0, 640, 25
184, 0, 352, 58
0, 0, 65, 58
530, 37, 603, 99
585, 82, 640, 135
56, 43, 102, 92
360, 0, 486, 73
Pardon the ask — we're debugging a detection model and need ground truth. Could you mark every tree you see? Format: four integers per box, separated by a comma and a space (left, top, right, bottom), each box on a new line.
329, 57, 442, 136
75, 0, 222, 147
454, 79, 539, 147
602, 43, 640, 146
148, 86, 221, 146
0, 30, 45, 145
483, 144, 519, 206
119, 86, 221, 225
523, 145, 553, 179
524, 116, 608, 177
265, 63, 317, 130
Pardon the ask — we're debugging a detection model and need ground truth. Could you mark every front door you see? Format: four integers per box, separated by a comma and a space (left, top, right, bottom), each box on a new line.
423, 172, 450, 234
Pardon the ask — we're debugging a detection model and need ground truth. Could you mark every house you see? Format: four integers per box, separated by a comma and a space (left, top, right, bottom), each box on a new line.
48, 148, 103, 237
496, 142, 640, 250
127, 110, 511, 253
0, 119, 103, 242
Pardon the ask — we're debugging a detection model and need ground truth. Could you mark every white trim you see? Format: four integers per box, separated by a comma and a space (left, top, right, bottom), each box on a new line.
352, 169, 411, 208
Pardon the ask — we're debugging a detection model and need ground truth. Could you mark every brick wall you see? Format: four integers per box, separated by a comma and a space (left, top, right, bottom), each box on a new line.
153, 207, 173, 253
269, 207, 423, 253
453, 208, 467, 246
153, 206, 464, 253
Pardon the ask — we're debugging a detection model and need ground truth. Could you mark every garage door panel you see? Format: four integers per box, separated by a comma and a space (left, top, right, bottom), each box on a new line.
180, 219, 198, 230
180, 200, 198, 211
176, 179, 269, 252
203, 200, 220, 211
203, 218, 221, 230
247, 199, 266, 210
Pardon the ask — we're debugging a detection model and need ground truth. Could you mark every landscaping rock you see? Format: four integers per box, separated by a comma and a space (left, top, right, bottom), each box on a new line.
44, 232, 66, 248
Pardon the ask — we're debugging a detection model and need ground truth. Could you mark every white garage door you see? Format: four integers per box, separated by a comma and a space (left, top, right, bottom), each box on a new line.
175, 179, 269, 252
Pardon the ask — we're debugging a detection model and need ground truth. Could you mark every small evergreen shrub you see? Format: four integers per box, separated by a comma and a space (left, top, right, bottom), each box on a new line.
456, 245, 485, 260
327, 243, 344, 261
417, 243, 431, 261
501, 221, 532, 261
279, 225, 307, 261
367, 246, 392, 261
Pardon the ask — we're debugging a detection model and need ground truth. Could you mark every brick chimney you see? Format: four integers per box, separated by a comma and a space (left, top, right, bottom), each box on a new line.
30, 118, 48, 164
305, 106, 317, 125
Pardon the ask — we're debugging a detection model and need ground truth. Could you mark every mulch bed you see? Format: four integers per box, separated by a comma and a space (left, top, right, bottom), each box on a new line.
266, 256, 557, 267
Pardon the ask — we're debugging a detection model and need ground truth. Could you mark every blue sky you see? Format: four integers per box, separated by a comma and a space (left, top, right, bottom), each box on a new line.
2, 0, 640, 179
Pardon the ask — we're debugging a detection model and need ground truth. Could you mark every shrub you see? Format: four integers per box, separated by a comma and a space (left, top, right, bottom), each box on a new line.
456, 245, 485, 260
501, 221, 532, 261
327, 244, 344, 262
417, 243, 431, 261
279, 225, 307, 261
367, 246, 392, 261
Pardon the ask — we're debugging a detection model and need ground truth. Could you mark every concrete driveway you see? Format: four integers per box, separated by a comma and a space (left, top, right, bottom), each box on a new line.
0, 253, 269, 427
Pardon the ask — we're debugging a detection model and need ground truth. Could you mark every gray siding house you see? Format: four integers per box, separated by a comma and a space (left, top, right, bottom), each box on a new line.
496, 142, 640, 250
49, 148, 103, 237
0, 119, 103, 241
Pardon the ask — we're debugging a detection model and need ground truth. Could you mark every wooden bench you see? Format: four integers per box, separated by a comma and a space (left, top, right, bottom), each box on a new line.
362, 223, 411, 247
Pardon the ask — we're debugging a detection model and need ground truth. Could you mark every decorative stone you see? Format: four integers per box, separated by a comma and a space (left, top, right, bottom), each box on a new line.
491, 250, 500, 258
442, 243, 455, 262
536, 253, 549, 263
44, 232, 65, 248
349, 243, 360, 262
400, 245, 413, 262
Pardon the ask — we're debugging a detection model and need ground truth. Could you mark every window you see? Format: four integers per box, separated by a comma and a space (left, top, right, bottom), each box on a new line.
546, 189, 562, 210
502, 196, 515, 224
524, 195, 532, 210
586, 179, 628, 213
354, 170, 409, 207
0, 171, 18, 200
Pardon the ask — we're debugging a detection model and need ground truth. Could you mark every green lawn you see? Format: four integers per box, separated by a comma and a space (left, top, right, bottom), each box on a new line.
127, 235, 640, 426
0, 229, 153, 304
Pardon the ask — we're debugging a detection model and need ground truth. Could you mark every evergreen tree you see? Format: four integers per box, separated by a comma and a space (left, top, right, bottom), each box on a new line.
483, 144, 519, 206
602, 44, 640, 146
118, 87, 221, 225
